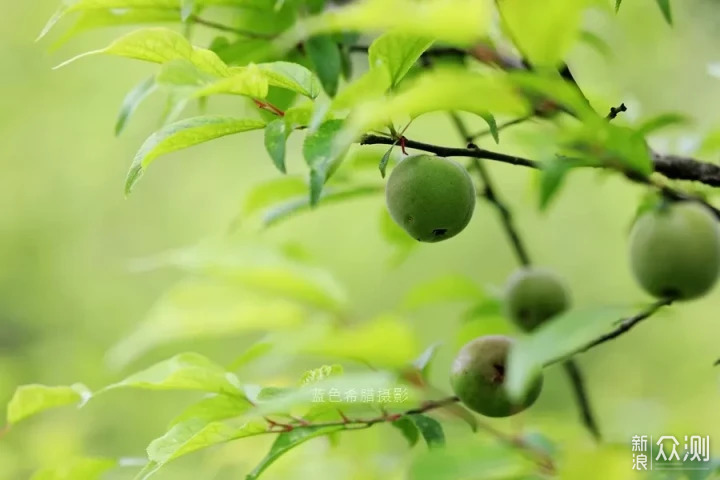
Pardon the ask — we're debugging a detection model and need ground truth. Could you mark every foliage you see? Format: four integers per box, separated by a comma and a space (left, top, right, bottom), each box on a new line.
8, 0, 720, 479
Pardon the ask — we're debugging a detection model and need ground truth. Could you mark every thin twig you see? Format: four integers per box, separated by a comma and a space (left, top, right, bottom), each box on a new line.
449, 113, 601, 440
361, 134, 539, 168
448, 113, 532, 266
189, 15, 273, 38
468, 115, 534, 142
562, 360, 601, 441
607, 103, 628, 120
266, 396, 553, 472
580, 298, 675, 352
544, 298, 675, 367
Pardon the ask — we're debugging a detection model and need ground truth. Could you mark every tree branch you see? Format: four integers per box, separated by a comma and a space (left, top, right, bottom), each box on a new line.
358, 42, 720, 192
264, 395, 554, 472
580, 298, 675, 353
562, 360, 601, 441
446, 113, 600, 441
448, 113, 532, 266
360, 134, 539, 168
359, 134, 720, 218
652, 153, 720, 187
544, 298, 675, 367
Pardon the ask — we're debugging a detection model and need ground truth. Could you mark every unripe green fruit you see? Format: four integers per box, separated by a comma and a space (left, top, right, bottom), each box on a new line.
385, 154, 476, 242
504, 268, 570, 332
450, 335, 543, 417
629, 202, 720, 300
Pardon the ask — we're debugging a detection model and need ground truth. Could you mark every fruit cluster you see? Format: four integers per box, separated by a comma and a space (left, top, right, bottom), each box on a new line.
386, 154, 720, 417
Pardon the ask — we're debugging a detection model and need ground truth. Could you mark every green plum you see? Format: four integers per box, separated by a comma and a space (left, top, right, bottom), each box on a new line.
629, 202, 720, 300
385, 154, 476, 242
504, 267, 570, 331
450, 335, 543, 417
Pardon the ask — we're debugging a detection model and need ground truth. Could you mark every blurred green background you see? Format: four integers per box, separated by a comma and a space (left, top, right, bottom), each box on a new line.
1, 0, 720, 478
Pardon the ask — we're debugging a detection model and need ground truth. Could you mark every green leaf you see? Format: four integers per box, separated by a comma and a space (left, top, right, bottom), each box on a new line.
305, 0, 326, 13
506, 306, 635, 399
155, 59, 215, 88
284, 102, 314, 127
331, 67, 392, 111
39, 0, 276, 40
143, 418, 265, 478
228, 341, 274, 370
193, 65, 269, 98
247, 426, 344, 480
579, 31, 612, 59
300, 315, 418, 367
391, 417, 420, 447
698, 129, 720, 156
340, 45, 353, 80
215, 37, 278, 66
411, 414, 445, 449
30, 458, 117, 480
158, 90, 190, 126
379, 143, 397, 178
292, 0, 490, 46
368, 32, 434, 88
655, 0, 672, 25
303, 119, 347, 205
125, 115, 265, 194
539, 157, 575, 210
615, 0, 622, 12
457, 314, 512, 349
402, 275, 483, 311
7, 384, 91, 425
409, 440, 532, 480
379, 208, 417, 264
170, 394, 252, 426
258, 62, 321, 99
306, 35, 342, 97
51, 9, 180, 48
437, 402, 480, 434
498, 0, 591, 67
571, 122, 653, 175
637, 113, 690, 136
262, 183, 384, 226
510, 71, 594, 120
480, 113, 499, 144
54, 28, 229, 77
103, 352, 243, 395
181, 0, 195, 22
106, 280, 307, 369
299, 364, 344, 386
243, 176, 308, 216
116, 76, 156, 136
264, 119, 291, 173
411, 343, 441, 378
135, 243, 348, 312
348, 68, 528, 135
